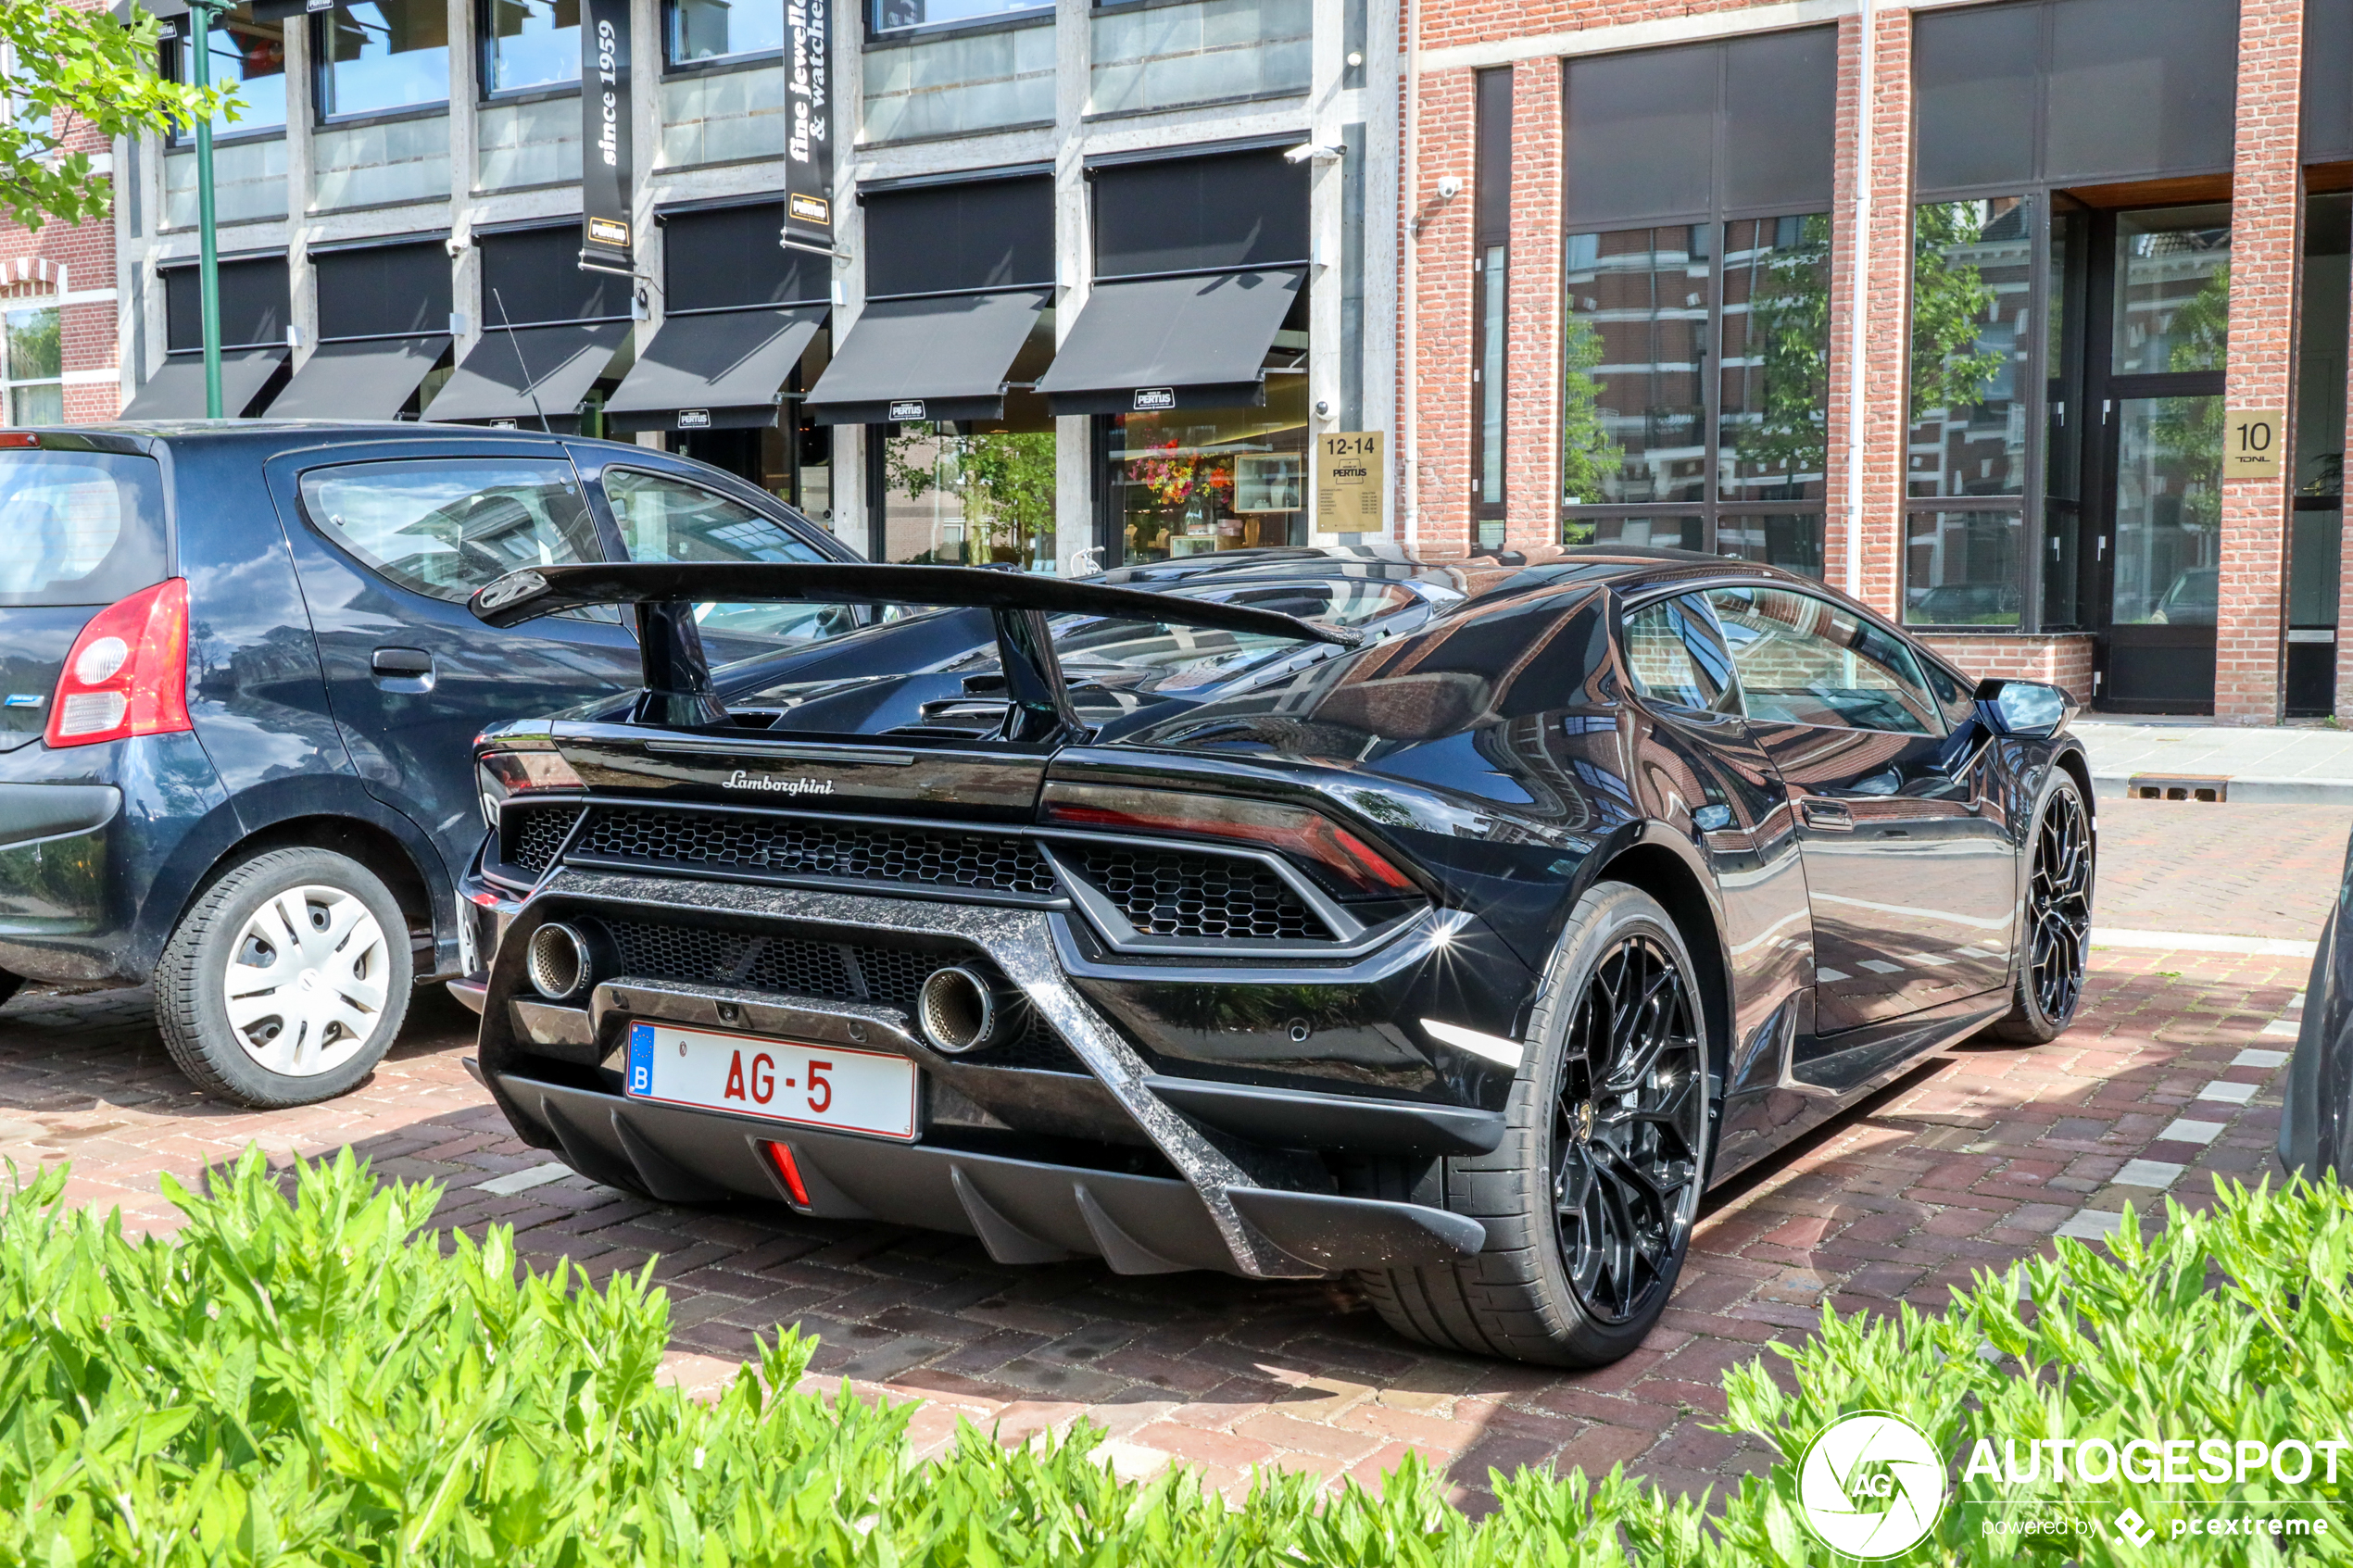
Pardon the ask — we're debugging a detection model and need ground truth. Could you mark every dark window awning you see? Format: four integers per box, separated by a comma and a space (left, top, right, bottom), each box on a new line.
604, 306, 824, 433
1034, 270, 1301, 417
120, 347, 288, 420
422, 321, 631, 432
806, 289, 1049, 426
269, 335, 450, 420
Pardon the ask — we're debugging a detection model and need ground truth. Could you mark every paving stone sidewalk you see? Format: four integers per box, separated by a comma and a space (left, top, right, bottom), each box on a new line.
0, 940, 2309, 1510
2092, 797, 2351, 941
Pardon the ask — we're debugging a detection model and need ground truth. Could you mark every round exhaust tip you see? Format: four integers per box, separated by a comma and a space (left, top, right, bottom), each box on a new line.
918, 966, 1006, 1054
526, 922, 592, 1000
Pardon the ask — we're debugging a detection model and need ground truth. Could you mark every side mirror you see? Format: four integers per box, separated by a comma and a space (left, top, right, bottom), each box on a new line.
1972, 677, 2073, 739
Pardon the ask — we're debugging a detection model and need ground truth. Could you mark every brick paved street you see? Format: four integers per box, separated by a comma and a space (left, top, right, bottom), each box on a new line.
2094, 797, 2352, 941
0, 800, 2333, 1508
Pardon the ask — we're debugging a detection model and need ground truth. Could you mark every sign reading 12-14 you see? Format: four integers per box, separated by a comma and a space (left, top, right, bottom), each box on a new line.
580, 0, 634, 270
782, 0, 833, 255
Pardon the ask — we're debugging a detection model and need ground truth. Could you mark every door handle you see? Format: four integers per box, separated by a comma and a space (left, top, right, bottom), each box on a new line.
1801, 798, 1855, 831
371, 646, 435, 690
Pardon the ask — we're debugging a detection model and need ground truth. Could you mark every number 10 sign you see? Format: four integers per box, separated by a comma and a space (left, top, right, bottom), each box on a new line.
2224, 408, 2284, 481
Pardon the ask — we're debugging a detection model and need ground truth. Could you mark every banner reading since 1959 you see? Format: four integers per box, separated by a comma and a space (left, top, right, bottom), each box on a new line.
782, 0, 833, 254
580, 0, 635, 272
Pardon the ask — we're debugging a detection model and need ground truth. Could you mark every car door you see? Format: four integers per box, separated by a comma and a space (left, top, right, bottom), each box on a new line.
1705, 584, 2016, 1033
265, 439, 644, 884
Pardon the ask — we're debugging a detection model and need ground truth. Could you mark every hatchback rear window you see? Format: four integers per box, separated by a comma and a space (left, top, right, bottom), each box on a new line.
0, 451, 169, 607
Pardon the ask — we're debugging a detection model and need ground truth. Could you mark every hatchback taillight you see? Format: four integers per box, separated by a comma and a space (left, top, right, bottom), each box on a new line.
45, 579, 192, 748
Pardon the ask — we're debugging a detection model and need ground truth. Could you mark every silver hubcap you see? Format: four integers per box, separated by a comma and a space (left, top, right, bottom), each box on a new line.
222, 885, 389, 1077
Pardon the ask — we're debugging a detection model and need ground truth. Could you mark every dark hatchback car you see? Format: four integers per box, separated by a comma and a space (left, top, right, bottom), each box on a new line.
454, 547, 2096, 1365
0, 422, 851, 1106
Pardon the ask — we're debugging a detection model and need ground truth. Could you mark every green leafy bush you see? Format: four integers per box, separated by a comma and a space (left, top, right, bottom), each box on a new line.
1, 1149, 2347, 1565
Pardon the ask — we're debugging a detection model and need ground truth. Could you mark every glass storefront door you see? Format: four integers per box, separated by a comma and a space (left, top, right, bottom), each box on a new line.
2091, 204, 2230, 712
1105, 378, 1309, 565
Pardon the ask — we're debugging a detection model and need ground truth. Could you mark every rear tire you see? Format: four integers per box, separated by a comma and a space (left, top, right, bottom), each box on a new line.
1355, 883, 1714, 1366
0, 971, 21, 1009
157, 847, 412, 1108
1985, 773, 2094, 1046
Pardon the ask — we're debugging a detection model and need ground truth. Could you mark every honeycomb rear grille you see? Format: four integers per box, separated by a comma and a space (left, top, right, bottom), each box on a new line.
593, 918, 1086, 1073
1065, 847, 1328, 941
568, 806, 1057, 896
503, 806, 583, 876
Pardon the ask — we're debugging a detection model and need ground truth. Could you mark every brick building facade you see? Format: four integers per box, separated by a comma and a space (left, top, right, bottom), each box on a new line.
1398, 0, 2353, 721
0, 0, 123, 429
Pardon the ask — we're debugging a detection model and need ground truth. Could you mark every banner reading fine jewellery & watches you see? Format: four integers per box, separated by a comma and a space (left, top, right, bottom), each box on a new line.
783, 0, 833, 254
581, 0, 634, 271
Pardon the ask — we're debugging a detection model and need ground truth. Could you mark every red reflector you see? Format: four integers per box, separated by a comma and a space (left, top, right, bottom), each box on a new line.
763, 1142, 812, 1207
0, 432, 37, 448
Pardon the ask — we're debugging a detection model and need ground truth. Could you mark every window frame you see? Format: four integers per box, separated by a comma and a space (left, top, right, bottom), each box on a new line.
1558, 214, 1833, 575
865, 0, 1055, 43
0, 301, 64, 428
660, 0, 786, 72
475, 0, 583, 101
308, 0, 454, 126
159, 4, 291, 147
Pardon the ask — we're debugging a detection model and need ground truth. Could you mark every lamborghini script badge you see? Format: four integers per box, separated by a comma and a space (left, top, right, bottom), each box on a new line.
724, 771, 837, 797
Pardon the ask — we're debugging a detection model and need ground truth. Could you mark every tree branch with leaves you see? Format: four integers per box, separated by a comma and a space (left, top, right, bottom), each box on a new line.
0, 0, 233, 232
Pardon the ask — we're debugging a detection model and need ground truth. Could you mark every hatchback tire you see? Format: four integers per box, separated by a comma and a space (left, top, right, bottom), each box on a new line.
157, 847, 412, 1108
0, 970, 21, 1009
1986, 773, 2094, 1045
1355, 883, 1714, 1366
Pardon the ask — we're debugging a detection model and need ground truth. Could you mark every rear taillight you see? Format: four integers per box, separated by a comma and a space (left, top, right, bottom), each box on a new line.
44, 579, 191, 748
476, 741, 585, 825
1039, 782, 1416, 897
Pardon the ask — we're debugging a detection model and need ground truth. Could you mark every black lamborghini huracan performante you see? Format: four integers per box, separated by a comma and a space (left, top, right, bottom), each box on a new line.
450, 547, 2095, 1366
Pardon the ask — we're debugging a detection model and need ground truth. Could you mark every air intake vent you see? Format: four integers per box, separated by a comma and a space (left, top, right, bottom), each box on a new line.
1066, 847, 1329, 941
570, 806, 1058, 895
502, 805, 583, 876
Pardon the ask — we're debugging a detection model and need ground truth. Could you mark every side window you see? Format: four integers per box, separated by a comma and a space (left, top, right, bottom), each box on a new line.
1918, 651, 1978, 728
1705, 586, 1939, 734
604, 468, 827, 566
1622, 596, 1736, 714
603, 468, 854, 647
299, 458, 601, 603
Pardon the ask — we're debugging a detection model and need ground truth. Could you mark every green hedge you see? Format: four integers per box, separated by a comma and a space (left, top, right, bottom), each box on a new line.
1, 1148, 2347, 1565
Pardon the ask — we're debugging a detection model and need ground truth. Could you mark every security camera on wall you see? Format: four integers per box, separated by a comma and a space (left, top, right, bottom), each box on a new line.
1435, 176, 1464, 200
446, 235, 469, 257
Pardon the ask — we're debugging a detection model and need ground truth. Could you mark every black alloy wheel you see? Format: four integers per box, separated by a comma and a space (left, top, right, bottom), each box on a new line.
1353, 882, 1716, 1366
1989, 775, 2095, 1045
1551, 933, 1707, 1324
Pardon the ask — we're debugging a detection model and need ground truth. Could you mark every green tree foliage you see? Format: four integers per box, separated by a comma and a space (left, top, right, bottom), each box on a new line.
1910, 202, 2011, 425
0, 0, 232, 232
4, 1149, 2350, 1564
1557, 313, 1620, 508
884, 423, 1056, 565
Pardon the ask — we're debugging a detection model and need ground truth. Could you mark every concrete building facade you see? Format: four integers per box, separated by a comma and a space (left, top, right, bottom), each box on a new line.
94, 0, 1396, 573
1398, 0, 2353, 721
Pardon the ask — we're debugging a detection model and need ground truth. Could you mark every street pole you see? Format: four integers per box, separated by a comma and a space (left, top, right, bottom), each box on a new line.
185, 0, 224, 417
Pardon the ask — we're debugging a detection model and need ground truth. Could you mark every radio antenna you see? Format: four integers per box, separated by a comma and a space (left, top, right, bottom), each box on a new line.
489, 286, 552, 434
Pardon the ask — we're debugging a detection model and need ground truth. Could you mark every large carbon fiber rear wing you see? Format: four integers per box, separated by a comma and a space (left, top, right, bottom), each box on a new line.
466, 561, 1361, 739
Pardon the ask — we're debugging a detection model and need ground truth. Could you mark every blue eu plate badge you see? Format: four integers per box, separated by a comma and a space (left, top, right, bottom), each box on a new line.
627, 1022, 654, 1096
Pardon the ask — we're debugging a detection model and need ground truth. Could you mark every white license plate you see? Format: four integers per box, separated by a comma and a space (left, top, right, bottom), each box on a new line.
623, 1021, 918, 1141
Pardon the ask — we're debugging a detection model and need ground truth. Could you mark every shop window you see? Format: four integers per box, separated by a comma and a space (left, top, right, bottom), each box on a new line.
1471, 66, 1510, 542
162, 257, 290, 351
870, 0, 1051, 36
880, 423, 1056, 569
1562, 227, 1705, 508
482, 0, 578, 94
1719, 213, 1831, 503
1907, 197, 2032, 504
165, 3, 287, 142
1561, 514, 1702, 553
1107, 379, 1308, 565
2289, 193, 2347, 714
1717, 513, 1822, 579
665, 0, 785, 63
2113, 206, 2231, 377
2, 305, 61, 428
315, 0, 450, 120
1904, 510, 2022, 627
